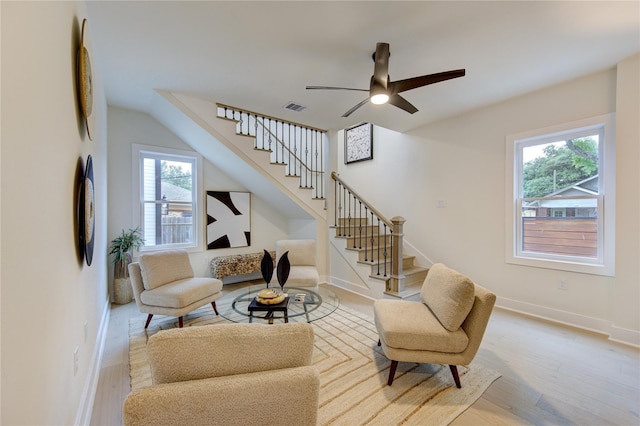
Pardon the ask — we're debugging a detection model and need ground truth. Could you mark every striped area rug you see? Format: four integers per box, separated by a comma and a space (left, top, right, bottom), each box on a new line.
129, 303, 500, 425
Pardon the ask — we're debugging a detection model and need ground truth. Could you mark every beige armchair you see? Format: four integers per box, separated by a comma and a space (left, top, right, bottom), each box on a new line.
128, 250, 223, 328
276, 239, 319, 287
123, 323, 319, 426
374, 263, 495, 388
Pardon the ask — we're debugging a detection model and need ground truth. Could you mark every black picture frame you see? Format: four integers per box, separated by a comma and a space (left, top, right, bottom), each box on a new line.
345, 122, 373, 164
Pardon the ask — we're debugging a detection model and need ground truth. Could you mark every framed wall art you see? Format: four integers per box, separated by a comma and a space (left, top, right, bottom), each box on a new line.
345, 122, 373, 164
206, 191, 251, 249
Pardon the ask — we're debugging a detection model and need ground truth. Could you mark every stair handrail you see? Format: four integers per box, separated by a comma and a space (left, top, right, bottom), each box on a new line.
331, 172, 392, 228
217, 103, 326, 132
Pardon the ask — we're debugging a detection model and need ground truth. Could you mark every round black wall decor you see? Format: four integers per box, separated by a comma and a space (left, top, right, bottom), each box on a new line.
84, 155, 95, 266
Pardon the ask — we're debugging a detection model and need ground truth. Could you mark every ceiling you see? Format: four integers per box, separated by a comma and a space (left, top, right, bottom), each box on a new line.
87, 1, 639, 133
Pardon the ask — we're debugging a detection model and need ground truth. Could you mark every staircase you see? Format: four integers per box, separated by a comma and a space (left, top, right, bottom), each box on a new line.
330, 173, 428, 298
205, 101, 426, 298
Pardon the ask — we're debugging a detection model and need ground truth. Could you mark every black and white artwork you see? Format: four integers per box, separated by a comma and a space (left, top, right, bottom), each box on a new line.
206, 191, 251, 249
345, 122, 373, 164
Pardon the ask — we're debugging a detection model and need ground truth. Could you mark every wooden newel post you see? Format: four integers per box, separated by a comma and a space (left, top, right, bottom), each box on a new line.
388, 216, 406, 294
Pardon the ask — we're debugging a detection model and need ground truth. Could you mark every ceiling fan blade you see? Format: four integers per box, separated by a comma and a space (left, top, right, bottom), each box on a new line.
390, 69, 465, 94
373, 42, 390, 88
342, 98, 369, 118
306, 86, 368, 92
388, 94, 418, 114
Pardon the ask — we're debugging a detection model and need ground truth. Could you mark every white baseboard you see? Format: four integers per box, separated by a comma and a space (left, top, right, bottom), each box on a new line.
74, 298, 111, 426
497, 296, 640, 348
609, 325, 640, 347
325, 278, 378, 303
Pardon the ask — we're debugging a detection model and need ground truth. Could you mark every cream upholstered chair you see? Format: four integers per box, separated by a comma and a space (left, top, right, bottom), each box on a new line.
374, 263, 495, 388
123, 323, 319, 426
128, 250, 223, 328
276, 239, 319, 287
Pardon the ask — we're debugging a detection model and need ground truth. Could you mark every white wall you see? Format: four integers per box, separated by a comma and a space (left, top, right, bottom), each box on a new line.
1, 2, 109, 424
107, 107, 290, 286
612, 54, 640, 338
332, 64, 639, 344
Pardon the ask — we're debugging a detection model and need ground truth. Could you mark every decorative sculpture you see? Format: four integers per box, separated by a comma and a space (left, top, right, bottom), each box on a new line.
276, 251, 291, 292
260, 249, 274, 288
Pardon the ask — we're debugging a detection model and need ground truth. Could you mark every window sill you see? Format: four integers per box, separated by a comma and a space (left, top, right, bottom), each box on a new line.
506, 254, 614, 277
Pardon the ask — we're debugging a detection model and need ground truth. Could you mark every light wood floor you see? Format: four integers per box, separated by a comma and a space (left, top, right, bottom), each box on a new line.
90, 284, 640, 425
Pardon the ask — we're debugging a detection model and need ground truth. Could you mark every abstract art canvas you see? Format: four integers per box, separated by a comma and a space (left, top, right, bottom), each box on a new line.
206, 191, 251, 249
345, 122, 373, 164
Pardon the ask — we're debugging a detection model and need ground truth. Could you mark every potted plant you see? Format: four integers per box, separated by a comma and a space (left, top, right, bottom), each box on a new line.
109, 227, 145, 304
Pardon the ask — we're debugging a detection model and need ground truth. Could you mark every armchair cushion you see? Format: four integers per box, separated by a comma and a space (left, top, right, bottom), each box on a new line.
124, 367, 319, 426
139, 250, 194, 290
147, 323, 315, 384
421, 263, 475, 332
286, 265, 320, 287
277, 239, 316, 266
140, 277, 223, 309
374, 300, 469, 353
124, 323, 319, 426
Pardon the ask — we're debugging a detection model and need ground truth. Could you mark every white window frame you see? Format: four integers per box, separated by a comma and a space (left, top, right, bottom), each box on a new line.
505, 114, 615, 276
132, 144, 204, 252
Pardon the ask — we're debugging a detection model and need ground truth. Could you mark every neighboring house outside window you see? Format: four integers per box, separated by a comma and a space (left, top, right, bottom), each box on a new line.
505, 114, 615, 276
132, 144, 203, 252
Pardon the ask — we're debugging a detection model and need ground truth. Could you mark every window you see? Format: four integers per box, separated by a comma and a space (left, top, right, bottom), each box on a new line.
505, 114, 615, 276
133, 144, 203, 251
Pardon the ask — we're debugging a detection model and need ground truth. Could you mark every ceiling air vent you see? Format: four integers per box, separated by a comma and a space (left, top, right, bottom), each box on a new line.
283, 102, 307, 112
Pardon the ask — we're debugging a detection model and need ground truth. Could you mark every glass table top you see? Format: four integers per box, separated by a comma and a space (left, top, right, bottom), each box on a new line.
219, 284, 340, 324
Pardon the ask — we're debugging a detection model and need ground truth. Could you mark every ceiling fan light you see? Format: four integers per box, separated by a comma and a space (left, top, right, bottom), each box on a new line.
370, 93, 389, 105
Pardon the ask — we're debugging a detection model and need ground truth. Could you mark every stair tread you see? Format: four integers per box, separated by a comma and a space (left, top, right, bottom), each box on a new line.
385, 284, 422, 299
356, 254, 417, 266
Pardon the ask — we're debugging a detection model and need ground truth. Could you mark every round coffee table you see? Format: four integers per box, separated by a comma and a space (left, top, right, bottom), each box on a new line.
219, 284, 339, 324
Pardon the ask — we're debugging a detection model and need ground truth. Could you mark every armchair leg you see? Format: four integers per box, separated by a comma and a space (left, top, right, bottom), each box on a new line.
144, 314, 153, 329
211, 301, 219, 315
449, 365, 461, 388
377, 339, 381, 346
178, 316, 184, 328
387, 360, 398, 386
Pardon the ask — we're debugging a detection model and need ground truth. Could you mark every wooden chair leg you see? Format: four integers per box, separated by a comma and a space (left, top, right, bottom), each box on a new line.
144, 314, 153, 329
211, 301, 219, 315
449, 365, 461, 388
387, 360, 398, 386
178, 316, 184, 328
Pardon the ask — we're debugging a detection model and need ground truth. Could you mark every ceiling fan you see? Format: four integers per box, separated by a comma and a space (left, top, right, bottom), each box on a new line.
306, 42, 465, 118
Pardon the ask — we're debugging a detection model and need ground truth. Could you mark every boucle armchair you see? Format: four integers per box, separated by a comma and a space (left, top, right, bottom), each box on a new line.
276, 239, 319, 287
128, 250, 223, 328
123, 323, 319, 426
374, 263, 495, 388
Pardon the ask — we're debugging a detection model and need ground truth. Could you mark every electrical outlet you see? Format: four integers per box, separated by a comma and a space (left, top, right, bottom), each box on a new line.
73, 347, 79, 376
558, 279, 569, 291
